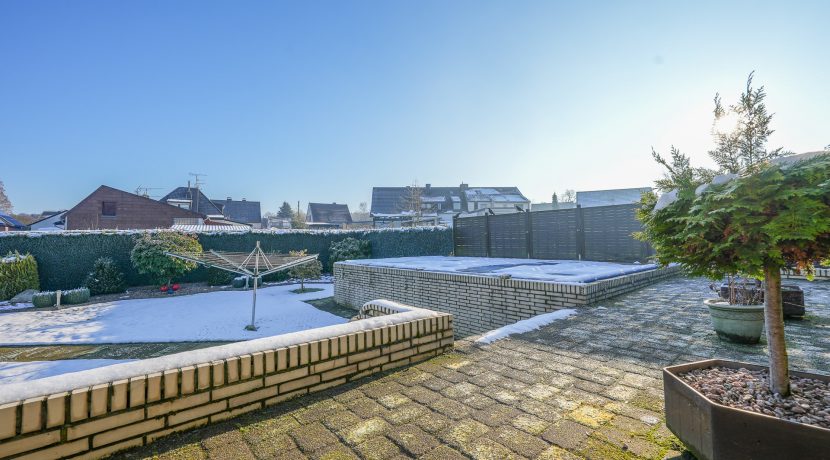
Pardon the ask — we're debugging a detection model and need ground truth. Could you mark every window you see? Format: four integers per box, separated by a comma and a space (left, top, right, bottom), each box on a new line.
101, 201, 117, 216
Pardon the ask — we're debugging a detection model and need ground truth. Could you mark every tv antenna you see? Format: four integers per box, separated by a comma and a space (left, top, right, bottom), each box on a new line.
189, 173, 207, 212
135, 186, 163, 198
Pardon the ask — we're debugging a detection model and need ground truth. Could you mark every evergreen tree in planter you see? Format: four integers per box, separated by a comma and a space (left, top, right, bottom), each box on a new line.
638, 73, 830, 396
130, 232, 202, 290
85, 257, 126, 296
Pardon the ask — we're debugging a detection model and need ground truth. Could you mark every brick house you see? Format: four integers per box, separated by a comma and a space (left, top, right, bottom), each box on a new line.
64, 185, 204, 230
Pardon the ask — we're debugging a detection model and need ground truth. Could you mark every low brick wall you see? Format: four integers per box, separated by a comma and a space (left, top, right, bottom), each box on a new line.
334, 262, 682, 337
0, 301, 453, 460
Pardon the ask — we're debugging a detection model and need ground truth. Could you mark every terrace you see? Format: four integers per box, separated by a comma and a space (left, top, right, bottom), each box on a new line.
114, 276, 830, 459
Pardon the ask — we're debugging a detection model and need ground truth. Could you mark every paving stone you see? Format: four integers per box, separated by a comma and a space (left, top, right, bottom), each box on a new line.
466, 437, 522, 460
387, 424, 440, 456
290, 422, 340, 452
493, 426, 550, 458
421, 445, 469, 460
354, 436, 402, 460
511, 413, 552, 436
541, 420, 592, 450
246, 433, 296, 458
308, 444, 361, 460
567, 405, 614, 429
431, 397, 472, 420
440, 419, 491, 451
342, 417, 391, 445
535, 445, 585, 460
414, 411, 453, 435
382, 402, 429, 425
473, 404, 521, 427
376, 392, 411, 409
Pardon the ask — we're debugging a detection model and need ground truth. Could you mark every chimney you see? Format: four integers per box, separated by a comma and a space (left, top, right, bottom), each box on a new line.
242, 198, 246, 201
459, 183, 468, 190
227, 197, 232, 201
332, 202, 336, 205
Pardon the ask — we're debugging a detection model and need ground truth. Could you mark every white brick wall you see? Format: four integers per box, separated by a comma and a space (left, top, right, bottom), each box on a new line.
334, 263, 682, 337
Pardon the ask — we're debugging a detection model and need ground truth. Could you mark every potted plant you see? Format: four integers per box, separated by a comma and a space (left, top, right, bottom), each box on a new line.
705, 276, 765, 344
638, 73, 830, 459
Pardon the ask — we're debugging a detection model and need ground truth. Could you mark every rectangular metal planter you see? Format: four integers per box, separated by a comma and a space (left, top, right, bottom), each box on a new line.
664, 359, 830, 460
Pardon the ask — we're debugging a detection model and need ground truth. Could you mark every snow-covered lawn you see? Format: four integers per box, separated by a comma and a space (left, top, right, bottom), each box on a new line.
0, 359, 133, 384
342, 256, 659, 283
0, 284, 345, 345
476, 309, 577, 344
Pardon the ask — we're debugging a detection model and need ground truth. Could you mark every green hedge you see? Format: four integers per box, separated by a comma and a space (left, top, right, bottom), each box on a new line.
0, 228, 452, 291
0, 252, 39, 301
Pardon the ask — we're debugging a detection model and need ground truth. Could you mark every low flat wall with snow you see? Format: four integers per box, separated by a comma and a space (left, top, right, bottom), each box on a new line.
0, 301, 453, 460
334, 262, 682, 337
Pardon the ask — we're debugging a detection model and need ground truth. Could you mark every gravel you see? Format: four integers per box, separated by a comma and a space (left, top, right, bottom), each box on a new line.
681, 366, 830, 429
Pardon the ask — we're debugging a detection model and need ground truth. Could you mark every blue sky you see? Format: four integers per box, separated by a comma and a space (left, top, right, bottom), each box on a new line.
1, 1, 827, 214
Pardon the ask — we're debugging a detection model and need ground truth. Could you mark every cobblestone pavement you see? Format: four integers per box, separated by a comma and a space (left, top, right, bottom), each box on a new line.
118, 277, 830, 460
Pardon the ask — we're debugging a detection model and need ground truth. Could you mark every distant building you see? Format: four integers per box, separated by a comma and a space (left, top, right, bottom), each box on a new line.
576, 187, 651, 207
370, 183, 529, 227
0, 213, 27, 231
264, 216, 292, 229
307, 203, 353, 229
160, 186, 225, 217
160, 187, 261, 228
28, 210, 68, 231
211, 197, 262, 229
65, 185, 204, 230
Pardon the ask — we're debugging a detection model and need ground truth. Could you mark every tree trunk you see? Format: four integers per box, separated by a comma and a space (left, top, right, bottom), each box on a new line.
764, 265, 789, 396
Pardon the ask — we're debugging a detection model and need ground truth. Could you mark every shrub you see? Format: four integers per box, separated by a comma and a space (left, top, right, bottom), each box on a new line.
206, 267, 234, 286
329, 238, 371, 269
131, 232, 202, 286
85, 257, 126, 296
288, 250, 322, 290
62, 288, 90, 305
32, 291, 56, 308
0, 252, 39, 301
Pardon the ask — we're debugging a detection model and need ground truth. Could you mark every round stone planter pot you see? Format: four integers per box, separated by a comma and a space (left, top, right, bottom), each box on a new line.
664, 359, 830, 460
704, 298, 764, 344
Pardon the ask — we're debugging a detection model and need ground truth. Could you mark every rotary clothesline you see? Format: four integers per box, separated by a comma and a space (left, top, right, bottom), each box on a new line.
165, 241, 319, 330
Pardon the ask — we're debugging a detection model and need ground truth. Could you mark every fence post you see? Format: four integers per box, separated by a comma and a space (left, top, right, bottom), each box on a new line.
576, 205, 585, 260
484, 214, 491, 258
525, 210, 533, 259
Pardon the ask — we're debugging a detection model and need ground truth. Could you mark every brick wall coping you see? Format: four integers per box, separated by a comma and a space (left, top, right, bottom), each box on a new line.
0, 301, 443, 405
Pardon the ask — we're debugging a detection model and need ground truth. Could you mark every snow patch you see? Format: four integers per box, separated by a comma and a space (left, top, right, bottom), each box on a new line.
0, 283, 344, 345
341, 257, 659, 283
0, 359, 134, 384
476, 309, 577, 344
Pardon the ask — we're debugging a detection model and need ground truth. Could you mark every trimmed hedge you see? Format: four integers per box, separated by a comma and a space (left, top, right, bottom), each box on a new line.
0, 228, 452, 291
0, 252, 39, 301
32, 291, 57, 308
62, 287, 91, 305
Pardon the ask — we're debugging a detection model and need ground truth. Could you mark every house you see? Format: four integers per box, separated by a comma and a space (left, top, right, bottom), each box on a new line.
211, 197, 262, 228
160, 186, 225, 217
576, 187, 652, 207
370, 183, 530, 227
306, 203, 352, 228
0, 213, 27, 231
28, 210, 68, 231
64, 185, 205, 230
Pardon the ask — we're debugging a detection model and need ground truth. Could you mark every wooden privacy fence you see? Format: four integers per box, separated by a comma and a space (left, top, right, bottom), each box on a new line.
453, 203, 654, 262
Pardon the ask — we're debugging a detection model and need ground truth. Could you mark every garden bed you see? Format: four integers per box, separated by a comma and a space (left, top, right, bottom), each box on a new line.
681, 366, 830, 429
